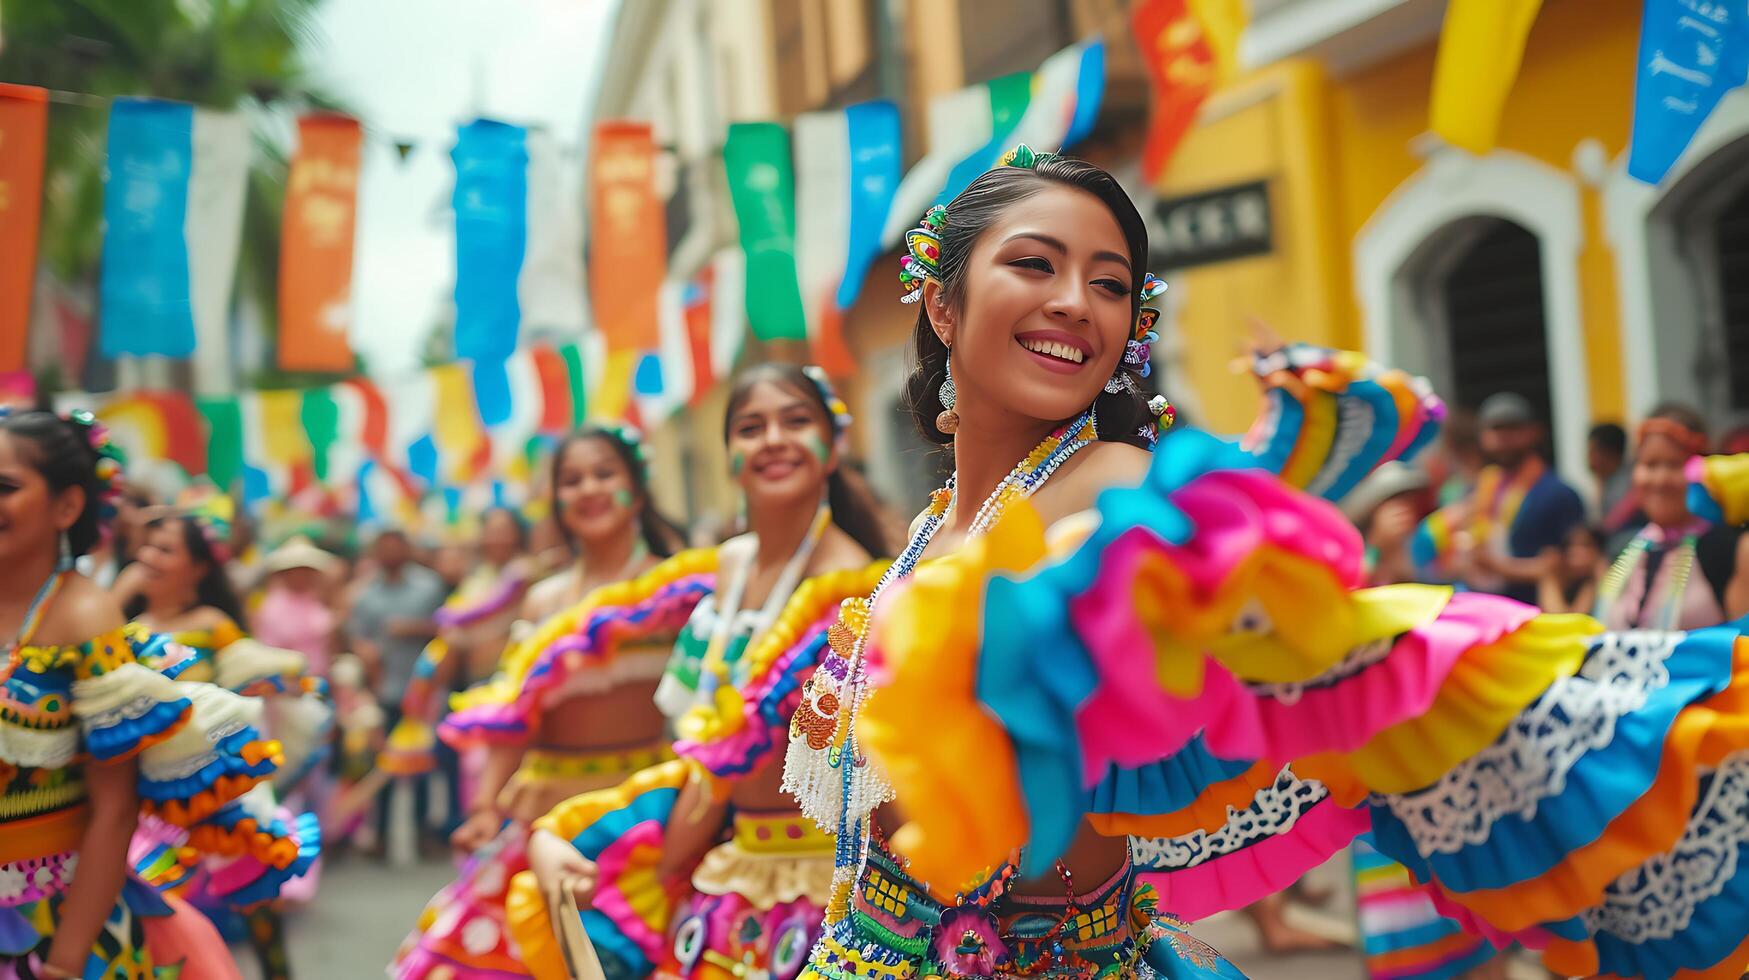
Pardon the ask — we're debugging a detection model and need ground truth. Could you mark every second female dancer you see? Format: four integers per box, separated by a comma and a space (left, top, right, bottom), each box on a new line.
513, 364, 891, 980
393, 424, 692, 978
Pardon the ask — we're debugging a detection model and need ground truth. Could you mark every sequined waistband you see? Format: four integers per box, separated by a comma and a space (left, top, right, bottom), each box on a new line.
521, 743, 674, 781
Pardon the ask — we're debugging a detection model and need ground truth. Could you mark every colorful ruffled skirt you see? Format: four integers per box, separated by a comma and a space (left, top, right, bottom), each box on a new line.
393, 743, 671, 979
1352, 832, 1495, 979
658, 812, 833, 980
1, 806, 240, 980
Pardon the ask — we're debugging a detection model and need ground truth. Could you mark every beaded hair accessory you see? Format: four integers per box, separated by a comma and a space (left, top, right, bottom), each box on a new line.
62, 410, 125, 527
595, 422, 651, 478
800, 365, 855, 436
177, 482, 236, 563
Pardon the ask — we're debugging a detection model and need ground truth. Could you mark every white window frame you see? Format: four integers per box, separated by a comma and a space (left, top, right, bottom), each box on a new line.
1604, 88, 1749, 424
1355, 148, 1589, 486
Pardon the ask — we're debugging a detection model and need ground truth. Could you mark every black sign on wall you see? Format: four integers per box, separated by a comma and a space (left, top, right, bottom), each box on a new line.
1152, 180, 1273, 270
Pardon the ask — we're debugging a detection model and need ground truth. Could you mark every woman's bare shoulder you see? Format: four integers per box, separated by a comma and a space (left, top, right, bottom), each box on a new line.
35, 574, 126, 647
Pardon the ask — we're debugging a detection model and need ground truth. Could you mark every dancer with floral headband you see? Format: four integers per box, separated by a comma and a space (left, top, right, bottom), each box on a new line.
808, 145, 1749, 980
0, 410, 313, 979
116, 487, 327, 980
509, 363, 891, 980
393, 424, 694, 978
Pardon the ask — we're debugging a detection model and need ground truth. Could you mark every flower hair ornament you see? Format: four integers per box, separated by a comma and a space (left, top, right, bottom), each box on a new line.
595, 421, 651, 478
800, 365, 855, 447
177, 481, 236, 564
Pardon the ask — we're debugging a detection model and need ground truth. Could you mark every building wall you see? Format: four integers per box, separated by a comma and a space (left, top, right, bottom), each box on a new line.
1159, 0, 1642, 484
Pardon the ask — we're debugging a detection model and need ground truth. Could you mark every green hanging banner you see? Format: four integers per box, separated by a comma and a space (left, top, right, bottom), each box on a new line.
724, 123, 807, 341
196, 396, 244, 494
300, 387, 340, 482
560, 342, 587, 426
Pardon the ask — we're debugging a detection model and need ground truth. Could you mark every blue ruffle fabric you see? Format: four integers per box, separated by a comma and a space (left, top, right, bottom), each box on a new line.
136, 724, 278, 806
1086, 740, 1256, 817
565, 780, 685, 977
84, 694, 193, 762
217, 809, 323, 908
1368, 624, 1739, 893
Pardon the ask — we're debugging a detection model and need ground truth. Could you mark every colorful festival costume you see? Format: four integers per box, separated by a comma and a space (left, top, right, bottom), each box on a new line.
778, 346, 1441, 980
840, 367, 1749, 978
392, 551, 715, 980
123, 619, 326, 974
508, 556, 888, 980
1, 576, 289, 978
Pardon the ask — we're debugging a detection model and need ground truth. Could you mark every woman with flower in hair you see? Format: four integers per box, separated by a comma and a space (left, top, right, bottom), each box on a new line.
510, 363, 891, 980
393, 424, 697, 979
795, 143, 1749, 980
0, 410, 281, 979
116, 491, 326, 980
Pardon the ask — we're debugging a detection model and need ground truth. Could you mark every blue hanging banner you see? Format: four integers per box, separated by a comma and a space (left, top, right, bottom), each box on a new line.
354, 459, 379, 524
452, 120, 527, 362
1064, 40, 1107, 148
471, 356, 514, 427
837, 100, 903, 310
633, 352, 665, 396
1628, 0, 1749, 184
100, 98, 197, 358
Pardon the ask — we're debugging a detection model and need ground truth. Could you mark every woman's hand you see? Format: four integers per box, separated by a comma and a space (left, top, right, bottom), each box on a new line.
450, 808, 502, 853
528, 828, 601, 908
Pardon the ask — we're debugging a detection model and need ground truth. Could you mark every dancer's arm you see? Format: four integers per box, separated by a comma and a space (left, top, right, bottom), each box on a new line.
43, 757, 138, 975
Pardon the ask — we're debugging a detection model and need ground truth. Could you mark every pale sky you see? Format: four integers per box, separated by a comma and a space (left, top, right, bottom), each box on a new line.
303, 0, 618, 375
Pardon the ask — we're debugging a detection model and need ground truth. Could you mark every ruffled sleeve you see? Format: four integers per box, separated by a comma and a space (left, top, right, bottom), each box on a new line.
672, 562, 889, 782
505, 760, 694, 980
1689, 452, 1749, 526
439, 550, 718, 749
55, 628, 197, 765
1240, 343, 1444, 500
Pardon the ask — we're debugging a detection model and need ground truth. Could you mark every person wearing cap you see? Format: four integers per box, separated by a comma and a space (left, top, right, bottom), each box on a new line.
1411, 392, 1586, 603
1342, 461, 1433, 586
254, 535, 343, 679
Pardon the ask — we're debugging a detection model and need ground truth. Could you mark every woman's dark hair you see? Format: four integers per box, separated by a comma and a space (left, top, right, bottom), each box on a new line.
548, 428, 687, 559
904, 154, 1157, 450
480, 506, 529, 548
724, 363, 891, 557
0, 412, 108, 557
1566, 523, 1605, 550
124, 516, 249, 628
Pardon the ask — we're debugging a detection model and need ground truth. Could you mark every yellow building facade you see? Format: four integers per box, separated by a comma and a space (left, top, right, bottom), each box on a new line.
1160, 0, 1749, 484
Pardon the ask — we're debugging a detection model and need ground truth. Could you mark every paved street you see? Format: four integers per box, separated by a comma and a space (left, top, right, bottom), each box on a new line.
266, 854, 1376, 980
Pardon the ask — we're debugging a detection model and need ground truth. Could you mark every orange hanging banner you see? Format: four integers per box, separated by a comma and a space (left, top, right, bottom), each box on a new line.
280, 113, 362, 372
1134, 0, 1218, 183
0, 84, 49, 375
589, 121, 666, 355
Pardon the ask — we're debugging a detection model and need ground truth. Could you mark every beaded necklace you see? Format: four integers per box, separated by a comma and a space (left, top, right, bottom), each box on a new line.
1597, 520, 1707, 630
793, 410, 1098, 919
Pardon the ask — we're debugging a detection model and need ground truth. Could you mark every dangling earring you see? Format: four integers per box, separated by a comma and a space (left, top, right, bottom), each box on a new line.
936, 353, 960, 436
57, 530, 73, 572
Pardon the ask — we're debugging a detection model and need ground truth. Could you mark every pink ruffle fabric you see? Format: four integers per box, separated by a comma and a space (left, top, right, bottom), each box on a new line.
1138, 791, 1369, 922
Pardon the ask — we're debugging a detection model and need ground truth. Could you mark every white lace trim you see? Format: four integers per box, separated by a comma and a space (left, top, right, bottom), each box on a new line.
1128, 767, 1326, 872
80, 693, 174, 730
1248, 636, 1394, 705
1584, 749, 1749, 943
1305, 394, 1374, 499
1384, 630, 1679, 857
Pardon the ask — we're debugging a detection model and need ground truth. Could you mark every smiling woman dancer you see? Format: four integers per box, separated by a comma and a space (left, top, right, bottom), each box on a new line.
117, 492, 326, 980
776, 147, 1462, 980
393, 423, 694, 979
813, 146, 1749, 980
511, 364, 890, 980
0, 410, 308, 980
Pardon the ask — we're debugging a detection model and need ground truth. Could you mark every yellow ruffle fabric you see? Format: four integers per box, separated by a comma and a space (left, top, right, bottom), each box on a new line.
860, 506, 1045, 891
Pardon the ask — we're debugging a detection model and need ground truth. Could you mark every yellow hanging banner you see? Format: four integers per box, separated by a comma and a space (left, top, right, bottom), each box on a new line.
1429, 0, 1544, 154
1187, 0, 1247, 80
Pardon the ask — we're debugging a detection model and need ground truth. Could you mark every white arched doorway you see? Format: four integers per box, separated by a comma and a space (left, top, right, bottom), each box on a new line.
1356, 149, 1588, 484
1606, 88, 1749, 424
